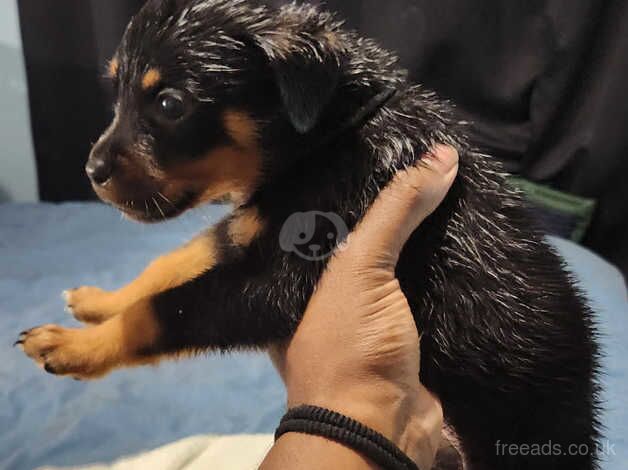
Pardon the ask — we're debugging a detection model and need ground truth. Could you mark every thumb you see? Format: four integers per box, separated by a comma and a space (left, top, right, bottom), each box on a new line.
345, 145, 459, 268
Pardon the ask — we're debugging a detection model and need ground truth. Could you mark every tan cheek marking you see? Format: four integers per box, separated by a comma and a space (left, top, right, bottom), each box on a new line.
199, 146, 262, 204
163, 112, 262, 207
167, 138, 263, 206
229, 207, 265, 247
108, 57, 119, 78
142, 68, 162, 90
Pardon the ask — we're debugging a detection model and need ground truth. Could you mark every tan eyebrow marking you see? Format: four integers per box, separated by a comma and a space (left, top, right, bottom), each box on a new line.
108, 57, 119, 78
142, 68, 162, 90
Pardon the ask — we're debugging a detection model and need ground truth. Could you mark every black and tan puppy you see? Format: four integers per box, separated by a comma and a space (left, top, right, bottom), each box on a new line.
17, 1, 599, 468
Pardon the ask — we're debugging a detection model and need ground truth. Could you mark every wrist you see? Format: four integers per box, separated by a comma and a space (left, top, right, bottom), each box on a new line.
287, 379, 442, 469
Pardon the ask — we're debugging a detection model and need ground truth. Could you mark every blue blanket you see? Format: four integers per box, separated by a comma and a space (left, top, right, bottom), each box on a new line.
0, 203, 626, 469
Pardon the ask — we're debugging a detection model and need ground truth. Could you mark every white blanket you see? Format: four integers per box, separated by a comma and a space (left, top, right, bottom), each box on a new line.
39, 435, 275, 470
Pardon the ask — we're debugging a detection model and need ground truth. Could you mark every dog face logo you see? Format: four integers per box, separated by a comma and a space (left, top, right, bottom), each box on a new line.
279, 211, 349, 261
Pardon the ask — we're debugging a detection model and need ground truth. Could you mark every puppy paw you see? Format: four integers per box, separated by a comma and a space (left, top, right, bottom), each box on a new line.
15, 325, 113, 379
64, 287, 119, 324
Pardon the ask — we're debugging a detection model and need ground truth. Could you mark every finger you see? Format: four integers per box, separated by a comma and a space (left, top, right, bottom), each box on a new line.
346, 145, 459, 266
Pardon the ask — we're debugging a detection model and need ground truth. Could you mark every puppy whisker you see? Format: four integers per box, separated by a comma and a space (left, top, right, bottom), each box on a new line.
152, 197, 166, 220
157, 191, 175, 208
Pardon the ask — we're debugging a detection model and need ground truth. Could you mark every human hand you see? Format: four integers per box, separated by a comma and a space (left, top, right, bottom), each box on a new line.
270, 145, 459, 469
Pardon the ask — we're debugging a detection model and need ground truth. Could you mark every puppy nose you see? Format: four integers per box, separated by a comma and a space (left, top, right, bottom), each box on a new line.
85, 157, 113, 185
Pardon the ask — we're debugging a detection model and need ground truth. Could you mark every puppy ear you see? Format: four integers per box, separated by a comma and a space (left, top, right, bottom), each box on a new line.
271, 54, 341, 134
250, 4, 344, 133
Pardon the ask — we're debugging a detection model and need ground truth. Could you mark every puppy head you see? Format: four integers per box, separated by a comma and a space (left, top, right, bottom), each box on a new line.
88, 0, 345, 222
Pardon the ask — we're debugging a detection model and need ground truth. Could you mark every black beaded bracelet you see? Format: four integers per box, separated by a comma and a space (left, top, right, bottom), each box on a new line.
275, 405, 420, 470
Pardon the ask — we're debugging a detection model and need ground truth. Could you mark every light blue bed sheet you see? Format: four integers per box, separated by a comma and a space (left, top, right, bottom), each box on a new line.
0, 203, 625, 469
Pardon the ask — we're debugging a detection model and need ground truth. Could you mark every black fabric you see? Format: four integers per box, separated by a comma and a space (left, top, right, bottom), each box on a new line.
18, 0, 627, 276
17, 0, 145, 202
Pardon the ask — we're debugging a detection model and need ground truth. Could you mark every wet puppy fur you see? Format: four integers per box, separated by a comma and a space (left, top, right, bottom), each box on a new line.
37, 1, 603, 468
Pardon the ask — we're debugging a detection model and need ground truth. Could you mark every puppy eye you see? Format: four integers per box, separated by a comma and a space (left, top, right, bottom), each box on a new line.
157, 90, 186, 121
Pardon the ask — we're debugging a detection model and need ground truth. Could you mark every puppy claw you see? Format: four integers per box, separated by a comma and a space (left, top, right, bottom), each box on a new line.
14, 329, 31, 347
17, 324, 112, 379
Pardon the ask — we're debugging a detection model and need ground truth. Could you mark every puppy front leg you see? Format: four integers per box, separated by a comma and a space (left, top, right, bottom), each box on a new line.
65, 233, 218, 324
19, 231, 219, 379
18, 264, 277, 379
18, 208, 269, 379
